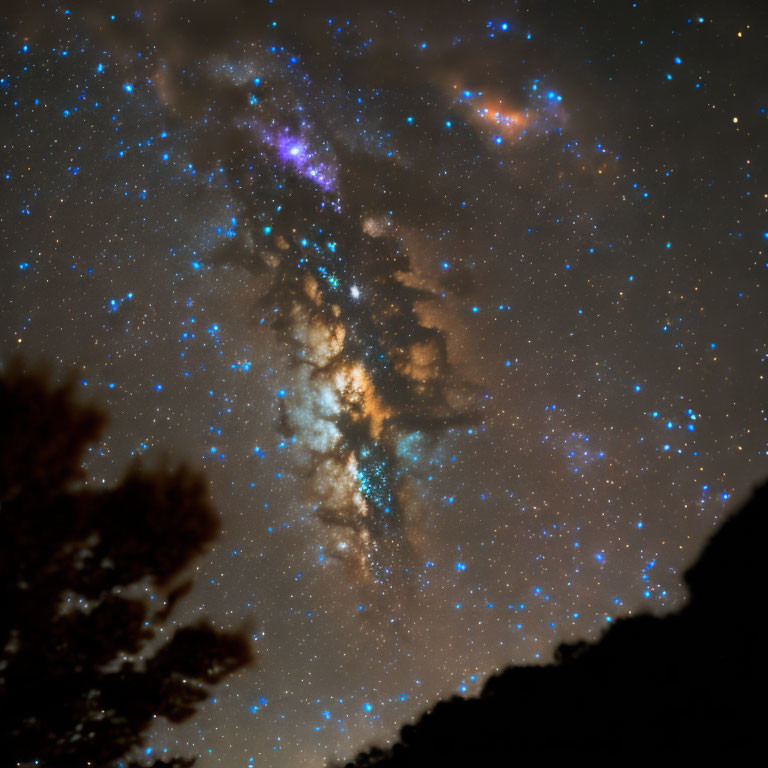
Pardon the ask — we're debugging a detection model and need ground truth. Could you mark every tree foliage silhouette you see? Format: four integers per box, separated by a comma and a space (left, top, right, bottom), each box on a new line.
338, 481, 766, 765
0, 362, 253, 767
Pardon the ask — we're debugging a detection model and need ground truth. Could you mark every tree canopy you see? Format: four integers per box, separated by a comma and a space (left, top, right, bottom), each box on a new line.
0, 362, 253, 767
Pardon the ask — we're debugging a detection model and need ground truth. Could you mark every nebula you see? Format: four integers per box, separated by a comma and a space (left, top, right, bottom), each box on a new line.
109, 32, 482, 587
260, 208, 472, 585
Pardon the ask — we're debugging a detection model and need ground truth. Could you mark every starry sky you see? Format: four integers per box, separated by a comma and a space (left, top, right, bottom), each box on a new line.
1, 1, 766, 765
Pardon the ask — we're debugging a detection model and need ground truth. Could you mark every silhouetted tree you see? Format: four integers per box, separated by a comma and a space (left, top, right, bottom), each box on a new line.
338, 481, 766, 764
0, 361, 253, 767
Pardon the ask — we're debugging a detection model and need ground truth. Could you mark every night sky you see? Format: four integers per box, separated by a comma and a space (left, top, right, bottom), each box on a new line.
1, 1, 766, 766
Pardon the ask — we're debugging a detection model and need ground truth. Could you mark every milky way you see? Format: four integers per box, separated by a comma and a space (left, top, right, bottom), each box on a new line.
1, 1, 766, 766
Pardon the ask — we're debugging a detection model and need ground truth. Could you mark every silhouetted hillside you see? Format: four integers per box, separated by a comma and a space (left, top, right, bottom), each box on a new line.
340, 482, 766, 764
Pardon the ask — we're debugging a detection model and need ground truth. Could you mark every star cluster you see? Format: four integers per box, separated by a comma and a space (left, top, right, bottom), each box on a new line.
1, 1, 766, 766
